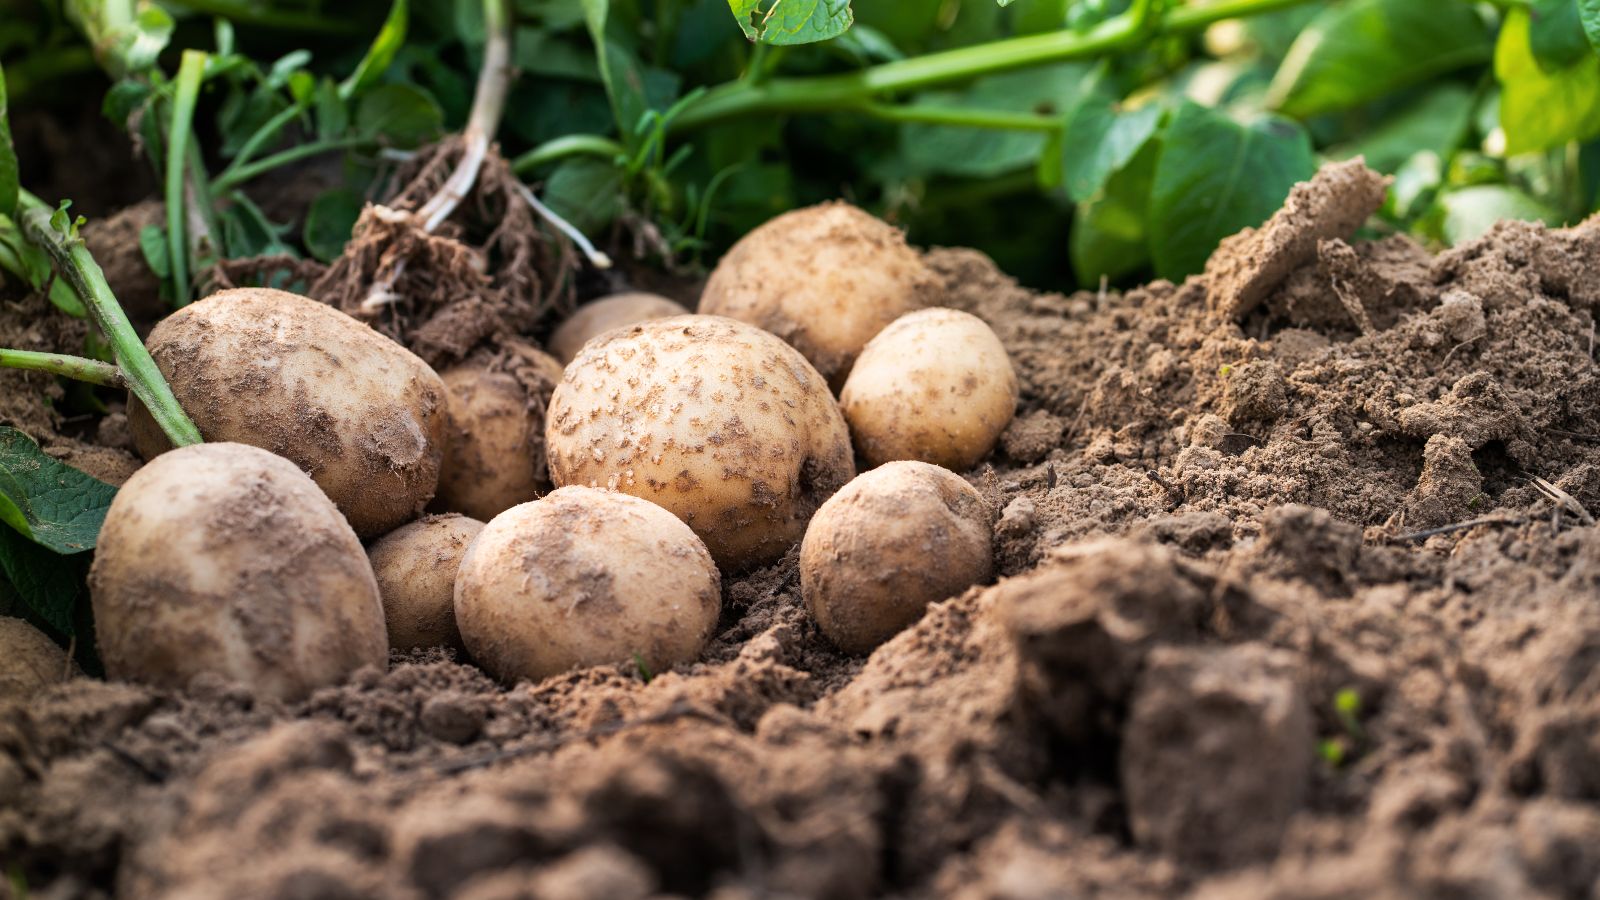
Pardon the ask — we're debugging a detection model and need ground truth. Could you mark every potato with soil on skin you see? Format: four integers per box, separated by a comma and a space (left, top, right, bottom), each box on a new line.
841, 307, 1019, 471
90, 442, 388, 701
545, 315, 856, 571
454, 486, 721, 683
368, 514, 485, 653
699, 201, 935, 387
801, 461, 993, 654
434, 342, 562, 521
548, 292, 692, 364
0, 616, 74, 698
128, 287, 448, 537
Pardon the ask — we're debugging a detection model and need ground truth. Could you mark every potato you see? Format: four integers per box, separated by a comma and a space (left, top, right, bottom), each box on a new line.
549, 292, 691, 364
128, 288, 447, 537
454, 486, 721, 683
801, 461, 993, 654
840, 308, 1019, 471
545, 315, 855, 570
699, 202, 934, 387
90, 442, 388, 701
0, 616, 72, 698
368, 514, 485, 652
435, 343, 560, 520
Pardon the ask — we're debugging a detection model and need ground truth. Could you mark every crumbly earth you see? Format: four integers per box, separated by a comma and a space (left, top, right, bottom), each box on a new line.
5, 163, 1600, 898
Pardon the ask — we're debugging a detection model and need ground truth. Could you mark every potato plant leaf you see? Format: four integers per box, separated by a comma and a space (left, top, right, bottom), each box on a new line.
1072, 137, 1159, 286
727, 0, 854, 45
1148, 102, 1315, 280
0, 527, 92, 637
1430, 184, 1561, 245
1061, 65, 1163, 203
304, 188, 365, 262
355, 83, 443, 147
339, 0, 408, 101
1528, 0, 1590, 72
1496, 7, 1600, 154
0, 62, 17, 218
0, 427, 119, 554
1582, 0, 1600, 53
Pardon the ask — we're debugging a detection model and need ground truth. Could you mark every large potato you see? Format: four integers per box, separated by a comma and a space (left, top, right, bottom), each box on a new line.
801, 461, 993, 653
434, 342, 561, 521
0, 616, 72, 699
90, 442, 388, 701
699, 202, 934, 387
545, 315, 855, 570
840, 308, 1019, 471
128, 288, 447, 536
368, 514, 484, 652
454, 486, 721, 683
549, 292, 691, 363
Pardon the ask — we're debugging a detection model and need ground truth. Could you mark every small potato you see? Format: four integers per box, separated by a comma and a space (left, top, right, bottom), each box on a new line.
454, 486, 721, 683
0, 616, 72, 698
801, 461, 993, 654
90, 442, 388, 701
545, 315, 855, 571
841, 308, 1019, 471
700, 202, 934, 386
129, 288, 447, 537
549, 292, 691, 363
435, 343, 561, 521
368, 514, 485, 652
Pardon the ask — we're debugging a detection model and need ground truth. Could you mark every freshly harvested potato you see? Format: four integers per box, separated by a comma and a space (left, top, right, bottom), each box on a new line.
549, 292, 691, 363
699, 202, 934, 386
454, 486, 721, 683
90, 442, 388, 701
128, 288, 447, 537
368, 514, 485, 652
801, 461, 993, 654
0, 616, 72, 698
435, 343, 561, 521
545, 315, 855, 570
840, 308, 1019, 471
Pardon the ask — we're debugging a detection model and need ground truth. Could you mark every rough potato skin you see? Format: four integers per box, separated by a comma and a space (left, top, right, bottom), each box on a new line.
0, 616, 72, 698
699, 202, 935, 387
801, 461, 993, 654
454, 486, 721, 683
90, 443, 389, 701
549, 292, 691, 364
841, 308, 1019, 471
368, 514, 484, 652
128, 288, 447, 537
545, 315, 856, 571
436, 364, 549, 521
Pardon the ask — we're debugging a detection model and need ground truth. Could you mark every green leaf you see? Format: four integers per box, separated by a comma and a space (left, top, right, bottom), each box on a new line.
0, 527, 91, 636
1497, 7, 1600, 154
1529, 0, 1589, 72
1148, 102, 1315, 280
356, 83, 444, 148
543, 158, 624, 234
1061, 67, 1163, 203
0, 427, 118, 554
138, 224, 171, 280
903, 64, 1091, 180
1072, 137, 1159, 286
1430, 185, 1561, 245
0, 214, 86, 317
1267, 0, 1492, 118
1326, 84, 1475, 175
1582, 0, 1600, 53
340, 0, 408, 100
0, 63, 16, 218
727, 0, 853, 45
304, 188, 365, 263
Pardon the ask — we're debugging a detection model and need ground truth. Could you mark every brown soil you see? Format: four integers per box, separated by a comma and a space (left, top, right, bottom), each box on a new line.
7, 162, 1600, 898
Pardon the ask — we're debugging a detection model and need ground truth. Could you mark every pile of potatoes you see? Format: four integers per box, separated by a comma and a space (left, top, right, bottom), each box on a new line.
38, 202, 1021, 704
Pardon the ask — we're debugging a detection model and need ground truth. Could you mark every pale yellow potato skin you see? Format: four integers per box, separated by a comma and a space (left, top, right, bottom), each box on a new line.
368, 514, 484, 652
128, 288, 448, 537
545, 315, 855, 571
840, 308, 1019, 471
699, 202, 935, 387
549, 292, 691, 364
0, 616, 72, 699
454, 486, 721, 683
801, 461, 993, 654
90, 443, 389, 701
436, 364, 549, 521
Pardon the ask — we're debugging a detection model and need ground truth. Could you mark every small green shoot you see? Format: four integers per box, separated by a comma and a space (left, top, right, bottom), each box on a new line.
633, 652, 654, 683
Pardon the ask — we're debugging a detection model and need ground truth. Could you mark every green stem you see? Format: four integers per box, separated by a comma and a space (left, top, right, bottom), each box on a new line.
861, 103, 1059, 131
511, 134, 627, 175
18, 195, 202, 447
210, 135, 369, 193
218, 102, 307, 184
159, 0, 362, 33
0, 349, 124, 387
166, 50, 205, 305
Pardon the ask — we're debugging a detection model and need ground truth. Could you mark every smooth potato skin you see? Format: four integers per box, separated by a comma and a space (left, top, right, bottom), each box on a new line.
549, 293, 691, 364
368, 514, 484, 652
801, 461, 993, 654
700, 202, 934, 387
90, 443, 388, 701
454, 487, 721, 683
436, 364, 548, 521
545, 315, 855, 571
840, 308, 1019, 471
128, 288, 447, 537
0, 616, 72, 698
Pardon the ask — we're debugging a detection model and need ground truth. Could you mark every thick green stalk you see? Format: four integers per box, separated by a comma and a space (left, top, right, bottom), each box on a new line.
0, 349, 123, 387
511, 134, 626, 175
861, 103, 1059, 131
165, 50, 206, 305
